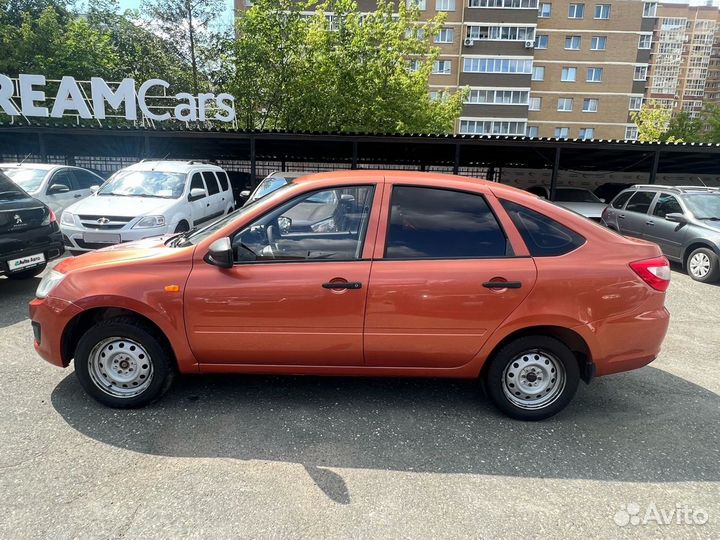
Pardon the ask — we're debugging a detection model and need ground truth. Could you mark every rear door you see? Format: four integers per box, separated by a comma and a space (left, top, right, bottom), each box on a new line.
215, 170, 232, 211
364, 183, 537, 369
201, 171, 224, 219
188, 172, 211, 227
644, 192, 686, 259
620, 190, 657, 238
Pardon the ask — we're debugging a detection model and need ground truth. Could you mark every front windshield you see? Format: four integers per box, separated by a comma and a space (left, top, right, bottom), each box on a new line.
0, 173, 28, 200
249, 176, 290, 203
2, 168, 46, 193
555, 188, 602, 203
98, 170, 186, 199
684, 193, 720, 219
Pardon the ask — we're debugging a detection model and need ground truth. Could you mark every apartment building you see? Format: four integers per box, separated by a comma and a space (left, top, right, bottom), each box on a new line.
235, 0, 659, 139
646, 3, 720, 117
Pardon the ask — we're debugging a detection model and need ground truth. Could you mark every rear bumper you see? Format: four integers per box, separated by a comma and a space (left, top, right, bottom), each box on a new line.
28, 296, 82, 367
574, 306, 670, 377
0, 234, 64, 275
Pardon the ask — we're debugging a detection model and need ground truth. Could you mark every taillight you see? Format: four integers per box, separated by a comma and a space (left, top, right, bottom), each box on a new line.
49, 209, 56, 223
629, 256, 671, 292
41, 208, 56, 226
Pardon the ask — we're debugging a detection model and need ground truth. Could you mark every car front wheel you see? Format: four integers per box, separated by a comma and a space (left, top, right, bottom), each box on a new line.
485, 336, 580, 421
74, 317, 175, 408
687, 247, 720, 283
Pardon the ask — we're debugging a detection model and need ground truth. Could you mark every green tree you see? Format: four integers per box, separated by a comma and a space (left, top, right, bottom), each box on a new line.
630, 103, 683, 142
665, 111, 703, 143
231, 0, 465, 133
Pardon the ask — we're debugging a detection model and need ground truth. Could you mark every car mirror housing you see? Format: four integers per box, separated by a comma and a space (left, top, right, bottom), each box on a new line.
48, 183, 70, 194
665, 212, 687, 224
189, 188, 207, 201
204, 237, 234, 268
89, 185, 100, 193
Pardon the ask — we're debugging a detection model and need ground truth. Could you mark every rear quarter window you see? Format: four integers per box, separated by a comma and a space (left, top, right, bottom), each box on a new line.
217, 171, 229, 191
500, 200, 586, 257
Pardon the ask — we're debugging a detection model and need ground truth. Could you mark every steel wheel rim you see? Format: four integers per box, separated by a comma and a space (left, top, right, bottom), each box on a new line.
502, 349, 566, 410
87, 337, 153, 398
689, 253, 711, 278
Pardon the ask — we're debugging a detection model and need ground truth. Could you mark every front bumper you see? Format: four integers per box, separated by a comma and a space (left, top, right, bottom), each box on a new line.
61, 224, 170, 252
29, 296, 82, 367
0, 234, 64, 275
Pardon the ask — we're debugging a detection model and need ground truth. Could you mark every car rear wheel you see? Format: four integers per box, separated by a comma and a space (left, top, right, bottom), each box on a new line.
687, 247, 720, 283
6, 263, 46, 280
74, 317, 175, 408
485, 336, 579, 421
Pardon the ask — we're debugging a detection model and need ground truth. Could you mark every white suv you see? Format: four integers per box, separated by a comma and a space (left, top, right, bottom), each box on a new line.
60, 160, 233, 252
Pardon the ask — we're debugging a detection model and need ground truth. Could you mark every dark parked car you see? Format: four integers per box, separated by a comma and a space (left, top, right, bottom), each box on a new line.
0, 172, 64, 279
594, 182, 633, 203
602, 185, 720, 283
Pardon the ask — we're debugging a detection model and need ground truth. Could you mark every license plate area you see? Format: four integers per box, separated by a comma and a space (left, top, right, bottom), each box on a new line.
8, 252, 46, 271
83, 233, 121, 244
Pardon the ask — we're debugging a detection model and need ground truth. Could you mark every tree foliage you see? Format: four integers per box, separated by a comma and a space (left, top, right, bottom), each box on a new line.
231, 0, 465, 133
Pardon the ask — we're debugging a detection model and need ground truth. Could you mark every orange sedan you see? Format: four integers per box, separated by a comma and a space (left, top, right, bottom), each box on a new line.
29, 172, 670, 420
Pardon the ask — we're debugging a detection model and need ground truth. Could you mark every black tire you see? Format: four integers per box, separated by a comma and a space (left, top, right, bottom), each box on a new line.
485, 335, 580, 421
74, 316, 175, 408
686, 247, 720, 283
174, 220, 190, 233
6, 263, 46, 280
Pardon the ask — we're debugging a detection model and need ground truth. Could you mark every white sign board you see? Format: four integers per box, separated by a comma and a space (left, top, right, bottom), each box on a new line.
0, 74, 236, 123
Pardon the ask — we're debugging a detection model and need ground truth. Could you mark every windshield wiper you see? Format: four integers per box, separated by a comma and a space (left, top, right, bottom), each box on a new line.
698, 216, 720, 221
168, 226, 197, 247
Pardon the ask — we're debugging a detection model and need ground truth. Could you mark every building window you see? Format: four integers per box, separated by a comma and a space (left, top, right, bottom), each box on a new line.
529, 96, 542, 110
586, 67, 603, 82
565, 35, 581, 50
535, 34, 549, 48
436, 0, 456, 10
638, 33, 652, 49
435, 28, 454, 43
568, 3, 584, 18
244, 0, 253, 6
527, 126, 540, 137
594, 3, 610, 19
459, 119, 527, 135
590, 36, 607, 50
463, 57, 534, 73
625, 125, 639, 140
555, 127, 570, 138
579, 127, 594, 139
465, 89, 529, 104
532, 65, 545, 80
629, 96, 643, 110
643, 2, 657, 17
582, 98, 598, 112
634, 65, 648, 81
407, 0, 427, 9
557, 97, 573, 111
406, 27, 426, 39
561, 66, 577, 82
430, 90, 450, 101
538, 2, 551, 16
467, 25, 536, 41
408, 59, 421, 72
433, 60, 452, 74
469, 0, 539, 7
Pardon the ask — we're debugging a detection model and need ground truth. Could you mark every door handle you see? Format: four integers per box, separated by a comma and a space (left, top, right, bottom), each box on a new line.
645, 220, 655, 226
483, 281, 522, 289
618, 214, 626, 219
74, 194, 82, 198
322, 282, 362, 290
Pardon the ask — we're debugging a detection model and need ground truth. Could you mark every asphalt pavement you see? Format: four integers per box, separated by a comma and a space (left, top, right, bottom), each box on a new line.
0, 260, 718, 539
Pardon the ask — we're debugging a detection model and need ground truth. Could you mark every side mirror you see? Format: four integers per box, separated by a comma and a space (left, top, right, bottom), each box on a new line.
90, 185, 100, 193
48, 183, 70, 194
599, 198, 606, 203
239, 190, 251, 199
204, 237, 234, 268
665, 212, 688, 224
188, 188, 206, 201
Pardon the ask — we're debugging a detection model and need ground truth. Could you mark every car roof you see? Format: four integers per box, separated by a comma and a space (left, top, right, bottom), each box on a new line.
122, 160, 226, 174
628, 184, 720, 195
0, 163, 59, 171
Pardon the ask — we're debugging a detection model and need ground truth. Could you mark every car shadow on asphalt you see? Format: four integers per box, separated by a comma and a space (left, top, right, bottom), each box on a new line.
0, 276, 41, 328
51, 367, 720, 503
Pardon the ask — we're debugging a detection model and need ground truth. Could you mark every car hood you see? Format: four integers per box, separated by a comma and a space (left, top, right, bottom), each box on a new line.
54, 235, 185, 274
66, 194, 178, 216
554, 201, 607, 218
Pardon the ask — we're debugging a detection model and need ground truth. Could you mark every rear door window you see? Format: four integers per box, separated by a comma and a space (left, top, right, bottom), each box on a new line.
202, 171, 220, 196
500, 200, 586, 257
385, 186, 508, 259
652, 193, 683, 218
217, 171, 229, 191
611, 191, 633, 209
625, 191, 656, 214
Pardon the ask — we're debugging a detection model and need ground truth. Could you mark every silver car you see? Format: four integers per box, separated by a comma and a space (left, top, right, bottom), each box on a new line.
526, 186, 608, 222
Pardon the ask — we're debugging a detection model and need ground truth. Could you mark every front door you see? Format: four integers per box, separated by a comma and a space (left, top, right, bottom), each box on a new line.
364, 185, 537, 368
184, 183, 380, 366
45, 169, 79, 215
188, 172, 211, 227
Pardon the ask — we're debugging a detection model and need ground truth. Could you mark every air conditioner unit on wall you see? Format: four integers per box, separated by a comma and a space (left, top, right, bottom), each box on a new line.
525, 40, 535, 49
464, 38, 475, 46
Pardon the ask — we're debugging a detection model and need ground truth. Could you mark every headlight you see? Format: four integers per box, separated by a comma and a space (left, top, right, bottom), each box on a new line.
310, 217, 336, 233
60, 211, 75, 226
36, 270, 66, 299
133, 215, 166, 229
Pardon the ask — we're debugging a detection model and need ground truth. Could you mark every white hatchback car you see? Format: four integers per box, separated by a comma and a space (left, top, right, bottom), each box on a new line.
0, 163, 104, 217
60, 160, 233, 253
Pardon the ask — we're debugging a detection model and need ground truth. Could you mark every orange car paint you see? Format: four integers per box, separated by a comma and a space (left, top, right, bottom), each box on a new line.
29, 171, 670, 380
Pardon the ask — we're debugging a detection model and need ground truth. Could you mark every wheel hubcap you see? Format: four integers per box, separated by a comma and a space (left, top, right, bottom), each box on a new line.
689, 253, 711, 278
87, 337, 153, 398
502, 350, 566, 410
